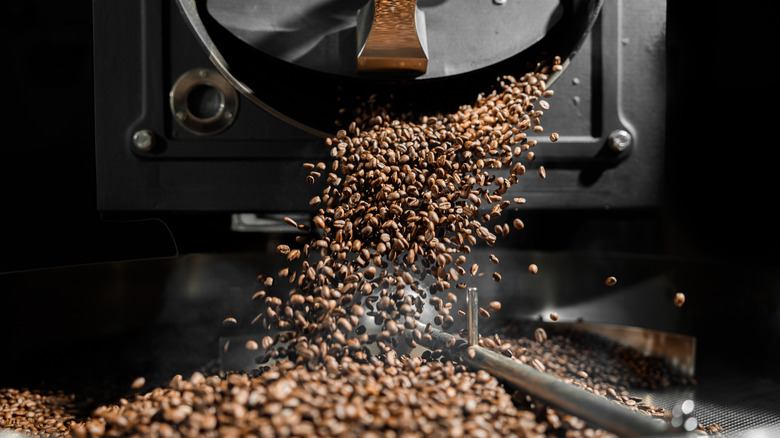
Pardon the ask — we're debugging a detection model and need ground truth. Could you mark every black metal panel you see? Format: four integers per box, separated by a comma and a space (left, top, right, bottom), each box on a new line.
92, 0, 667, 214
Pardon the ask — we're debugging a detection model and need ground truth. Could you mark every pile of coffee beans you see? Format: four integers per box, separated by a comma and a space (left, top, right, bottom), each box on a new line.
64, 358, 623, 438
0, 388, 79, 436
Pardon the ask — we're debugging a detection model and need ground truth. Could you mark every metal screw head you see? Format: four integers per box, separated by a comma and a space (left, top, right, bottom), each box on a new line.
132, 129, 156, 152
608, 129, 632, 152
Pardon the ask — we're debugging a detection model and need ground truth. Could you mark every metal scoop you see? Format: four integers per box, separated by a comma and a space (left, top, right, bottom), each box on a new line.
356, 0, 429, 75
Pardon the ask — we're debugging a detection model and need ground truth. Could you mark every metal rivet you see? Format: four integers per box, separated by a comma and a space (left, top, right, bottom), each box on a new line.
132, 129, 156, 152
608, 129, 632, 152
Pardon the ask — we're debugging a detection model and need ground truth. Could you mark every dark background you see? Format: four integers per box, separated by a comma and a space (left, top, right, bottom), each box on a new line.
1, 0, 778, 398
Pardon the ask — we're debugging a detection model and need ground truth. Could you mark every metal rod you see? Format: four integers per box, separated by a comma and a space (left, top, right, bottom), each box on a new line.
411, 320, 673, 438
466, 287, 478, 346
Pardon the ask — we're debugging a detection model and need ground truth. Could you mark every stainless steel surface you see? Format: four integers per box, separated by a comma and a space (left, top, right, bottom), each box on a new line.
356, 0, 428, 75
632, 372, 780, 437
556, 322, 696, 378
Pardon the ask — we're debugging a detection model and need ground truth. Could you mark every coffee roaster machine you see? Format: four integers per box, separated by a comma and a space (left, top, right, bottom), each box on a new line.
2, 0, 779, 436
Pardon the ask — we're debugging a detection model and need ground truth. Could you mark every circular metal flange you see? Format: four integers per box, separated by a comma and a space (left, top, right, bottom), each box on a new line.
170, 68, 238, 135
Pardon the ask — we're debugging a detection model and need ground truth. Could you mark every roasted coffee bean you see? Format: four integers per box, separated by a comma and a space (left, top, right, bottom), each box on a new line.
130, 377, 145, 390
534, 327, 548, 345
488, 301, 502, 312
252, 290, 266, 300
605, 276, 618, 287
549, 312, 559, 321
674, 292, 686, 307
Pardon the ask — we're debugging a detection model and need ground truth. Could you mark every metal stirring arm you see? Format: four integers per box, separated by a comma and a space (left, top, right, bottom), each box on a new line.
412, 287, 697, 437
356, 0, 429, 75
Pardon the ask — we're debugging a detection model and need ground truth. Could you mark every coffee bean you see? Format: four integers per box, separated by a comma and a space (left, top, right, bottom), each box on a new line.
605, 276, 617, 287
674, 292, 686, 307
534, 327, 548, 345
252, 290, 266, 300
130, 377, 145, 390
528, 264, 538, 274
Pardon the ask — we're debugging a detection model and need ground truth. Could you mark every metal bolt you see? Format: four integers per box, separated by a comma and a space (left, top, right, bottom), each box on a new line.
608, 129, 632, 152
132, 129, 156, 152
467, 287, 478, 346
